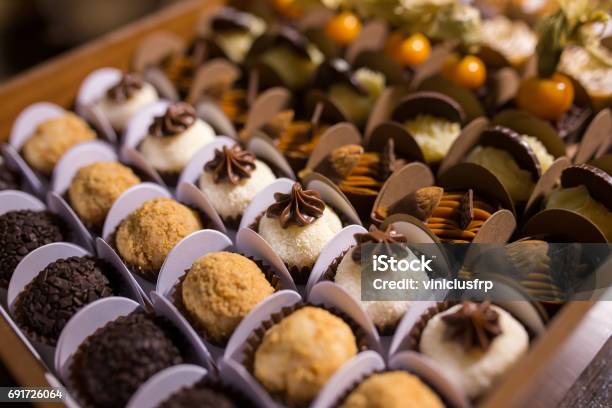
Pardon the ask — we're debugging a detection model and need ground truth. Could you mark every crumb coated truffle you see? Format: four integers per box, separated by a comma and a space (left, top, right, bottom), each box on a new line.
22, 113, 96, 175
340, 371, 445, 408
68, 161, 141, 228
116, 198, 203, 274
0, 210, 64, 288
71, 313, 183, 408
254, 306, 358, 406
181, 252, 274, 343
158, 379, 250, 408
14, 256, 115, 344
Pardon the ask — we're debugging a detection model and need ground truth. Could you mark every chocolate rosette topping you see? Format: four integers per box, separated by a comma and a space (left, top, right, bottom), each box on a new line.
204, 144, 257, 184
352, 225, 408, 262
266, 183, 325, 228
149, 102, 197, 137
442, 301, 502, 350
106, 73, 144, 102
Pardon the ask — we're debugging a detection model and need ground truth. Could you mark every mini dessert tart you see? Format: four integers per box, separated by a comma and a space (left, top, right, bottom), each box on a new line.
0, 158, 20, 191
481, 16, 536, 67
139, 102, 216, 176
13, 256, 116, 345
207, 8, 266, 64
333, 225, 422, 333
544, 164, 612, 242
0, 210, 65, 288
249, 26, 324, 90
306, 140, 403, 221
392, 93, 464, 164
559, 45, 612, 108
115, 197, 203, 278
251, 306, 358, 406
95, 73, 159, 131
157, 378, 253, 408
260, 109, 330, 172
69, 312, 183, 408
178, 251, 275, 344
312, 59, 386, 126
416, 302, 529, 400
68, 161, 141, 229
199, 144, 277, 227
466, 126, 547, 204
257, 182, 343, 283
22, 113, 97, 175
339, 371, 445, 408
376, 187, 499, 243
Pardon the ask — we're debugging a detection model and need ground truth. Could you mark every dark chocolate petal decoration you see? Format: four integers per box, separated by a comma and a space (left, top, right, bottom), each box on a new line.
441, 301, 502, 351
149, 102, 197, 137
106, 73, 145, 102
352, 224, 408, 262
204, 144, 256, 184
266, 183, 325, 228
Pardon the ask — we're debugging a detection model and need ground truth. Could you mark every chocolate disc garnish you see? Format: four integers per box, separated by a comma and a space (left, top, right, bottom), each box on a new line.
458, 189, 474, 230
479, 125, 541, 180
560, 164, 612, 211
391, 91, 465, 124
388, 186, 443, 221
210, 8, 253, 32
312, 59, 366, 95
275, 26, 312, 59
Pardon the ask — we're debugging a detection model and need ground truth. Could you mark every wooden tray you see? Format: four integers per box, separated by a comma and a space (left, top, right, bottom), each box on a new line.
0, 1, 610, 407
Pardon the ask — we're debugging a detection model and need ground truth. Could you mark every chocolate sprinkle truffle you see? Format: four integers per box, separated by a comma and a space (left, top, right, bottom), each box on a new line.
13, 256, 115, 345
0, 210, 64, 288
158, 379, 252, 408
71, 312, 183, 408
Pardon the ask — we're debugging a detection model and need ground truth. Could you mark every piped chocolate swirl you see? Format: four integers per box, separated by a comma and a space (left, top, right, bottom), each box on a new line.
352, 225, 408, 262
106, 73, 144, 102
204, 144, 256, 184
149, 102, 197, 137
442, 301, 502, 350
266, 183, 325, 228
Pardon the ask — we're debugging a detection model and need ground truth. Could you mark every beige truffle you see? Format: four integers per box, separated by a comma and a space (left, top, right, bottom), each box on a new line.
69, 161, 140, 228
22, 113, 97, 175
181, 252, 274, 343
341, 371, 445, 408
254, 306, 357, 405
115, 198, 202, 272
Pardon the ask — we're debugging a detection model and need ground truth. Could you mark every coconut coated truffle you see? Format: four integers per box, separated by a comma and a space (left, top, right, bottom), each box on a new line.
69, 161, 141, 228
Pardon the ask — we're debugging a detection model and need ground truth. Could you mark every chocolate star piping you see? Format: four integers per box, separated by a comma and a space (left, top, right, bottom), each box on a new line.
149, 102, 197, 137
204, 144, 256, 184
442, 301, 502, 350
265, 183, 325, 228
352, 224, 408, 262
106, 73, 144, 102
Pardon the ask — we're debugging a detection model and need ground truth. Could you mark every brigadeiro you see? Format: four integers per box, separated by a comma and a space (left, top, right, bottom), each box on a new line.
13, 256, 117, 345
70, 312, 183, 408
0, 210, 65, 288
158, 379, 254, 408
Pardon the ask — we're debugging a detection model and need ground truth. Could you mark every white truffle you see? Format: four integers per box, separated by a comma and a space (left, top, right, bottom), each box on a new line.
96, 83, 158, 131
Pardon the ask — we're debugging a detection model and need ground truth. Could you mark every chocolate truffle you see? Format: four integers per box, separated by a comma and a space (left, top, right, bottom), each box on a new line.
340, 371, 445, 408
199, 144, 277, 223
13, 256, 115, 344
181, 252, 274, 343
158, 379, 251, 408
70, 312, 183, 408
0, 210, 64, 288
0, 159, 20, 191
96, 73, 159, 131
257, 183, 342, 280
22, 113, 97, 175
68, 161, 141, 228
115, 198, 203, 274
419, 302, 528, 399
253, 306, 358, 405
139, 102, 216, 174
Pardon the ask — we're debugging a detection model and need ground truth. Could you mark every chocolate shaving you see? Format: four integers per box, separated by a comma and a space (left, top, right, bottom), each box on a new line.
379, 138, 397, 180
458, 189, 474, 230
204, 144, 257, 184
149, 102, 197, 137
266, 183, 325, 228
106, 73, 144, 102
352, 224, 408, 262
442, 301, 502, 351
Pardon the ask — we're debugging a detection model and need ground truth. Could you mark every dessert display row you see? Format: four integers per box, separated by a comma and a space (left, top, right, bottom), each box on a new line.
0, 0, 611, 407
